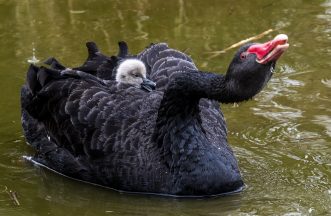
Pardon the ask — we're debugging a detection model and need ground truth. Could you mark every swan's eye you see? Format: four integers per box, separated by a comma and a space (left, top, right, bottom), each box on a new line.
240, 52, 248, 60
121, 75, 125, 78
134, 74, 139, 77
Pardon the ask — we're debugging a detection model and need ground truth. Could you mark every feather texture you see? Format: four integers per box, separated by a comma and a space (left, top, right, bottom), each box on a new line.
21, 41, 279, 196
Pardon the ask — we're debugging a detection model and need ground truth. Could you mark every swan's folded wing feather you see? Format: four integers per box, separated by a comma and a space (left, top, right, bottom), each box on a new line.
138, 44, 198, 91
138, 43, 169, 70
36, 78, 147, 158
158, 48, 194, 64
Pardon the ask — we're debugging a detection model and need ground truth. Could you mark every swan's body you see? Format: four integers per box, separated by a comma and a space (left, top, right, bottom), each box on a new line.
21, 35, 288, 196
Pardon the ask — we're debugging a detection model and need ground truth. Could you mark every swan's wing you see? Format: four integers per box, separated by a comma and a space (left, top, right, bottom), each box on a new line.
137, 43, 198, 91
21, 84, 49, 148
23, 66, 164, 186
24, 65, 143, 158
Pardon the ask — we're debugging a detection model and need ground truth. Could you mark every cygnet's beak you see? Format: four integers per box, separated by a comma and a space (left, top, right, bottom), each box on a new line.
141, 78, 156, 92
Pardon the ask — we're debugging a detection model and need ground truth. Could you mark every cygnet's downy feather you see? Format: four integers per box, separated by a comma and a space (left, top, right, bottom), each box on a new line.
116, 59, 156, 91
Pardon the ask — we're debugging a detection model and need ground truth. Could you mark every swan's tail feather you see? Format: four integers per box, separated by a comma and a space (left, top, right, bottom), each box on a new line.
43, 57, 55, 65
26, 64, 41, 95
22, 61, 93, 180
44, 57, 66, 70
22, 66, 78, 159
21, 84, 49, 151
26, 65, 62, 96
36, 67, 61, 88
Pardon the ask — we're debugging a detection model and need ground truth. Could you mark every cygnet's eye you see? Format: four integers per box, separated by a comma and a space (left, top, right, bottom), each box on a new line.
134, 74, 139, 77
121, 75, 125, 78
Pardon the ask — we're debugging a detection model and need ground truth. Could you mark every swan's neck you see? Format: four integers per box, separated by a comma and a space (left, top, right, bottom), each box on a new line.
154, 71, 248, 194
155, 69, 270, 164
160, 70, 267, 104
208, 73, 267, 103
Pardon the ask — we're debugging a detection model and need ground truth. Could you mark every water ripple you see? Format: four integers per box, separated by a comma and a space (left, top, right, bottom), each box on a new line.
321, 78, 331, 88
313, 115, 331, 137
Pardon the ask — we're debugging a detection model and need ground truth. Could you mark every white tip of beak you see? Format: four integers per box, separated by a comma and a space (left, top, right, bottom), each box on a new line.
274, 34, 288, 42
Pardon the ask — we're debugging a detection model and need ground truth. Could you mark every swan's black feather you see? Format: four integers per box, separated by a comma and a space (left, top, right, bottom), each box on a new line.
37, 67, 60, 87
73, 42, 133, 81
26, 64, 40, 94
23, 62, 241, 195
73, 41, 111, 74
95, 57, 118, 80
158, 48, 194, 64
118, 41, 129, 58
21, 39, 285, 196
44, 57, 66, 70
136, 44, 198, 91
137, 43, 169, 74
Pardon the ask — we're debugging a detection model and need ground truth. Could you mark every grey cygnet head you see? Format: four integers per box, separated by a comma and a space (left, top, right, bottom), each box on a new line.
116, 59, 156, 92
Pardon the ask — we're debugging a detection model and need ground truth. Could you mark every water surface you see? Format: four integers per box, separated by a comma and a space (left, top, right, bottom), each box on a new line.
0, 0, 330, 215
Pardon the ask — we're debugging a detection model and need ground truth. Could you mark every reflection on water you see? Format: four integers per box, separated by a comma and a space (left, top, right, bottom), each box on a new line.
314, 115, 331, 137
26, 167, 245, 216
0, 0, 330, 215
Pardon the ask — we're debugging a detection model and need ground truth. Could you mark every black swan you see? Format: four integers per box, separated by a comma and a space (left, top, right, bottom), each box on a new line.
21, 34, 289, 196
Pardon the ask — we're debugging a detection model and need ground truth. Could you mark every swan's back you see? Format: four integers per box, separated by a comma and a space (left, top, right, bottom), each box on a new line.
21, 41, 241, 196
24, 66, 170, 189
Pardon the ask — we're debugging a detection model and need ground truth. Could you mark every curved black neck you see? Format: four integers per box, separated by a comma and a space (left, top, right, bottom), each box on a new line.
160, 70, 268, 104
154, 70, 269, 162
152, 69, 267, 193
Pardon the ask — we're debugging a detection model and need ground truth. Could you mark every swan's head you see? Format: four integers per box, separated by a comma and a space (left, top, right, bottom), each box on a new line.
116, 59, 156, 92
226, 34, 289, 93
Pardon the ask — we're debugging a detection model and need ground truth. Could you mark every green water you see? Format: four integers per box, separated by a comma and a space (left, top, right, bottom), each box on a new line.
0, 0, 330, 215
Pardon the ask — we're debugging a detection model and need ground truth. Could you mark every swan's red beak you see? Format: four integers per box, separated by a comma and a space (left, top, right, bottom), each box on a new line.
247, 34, 289, 64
